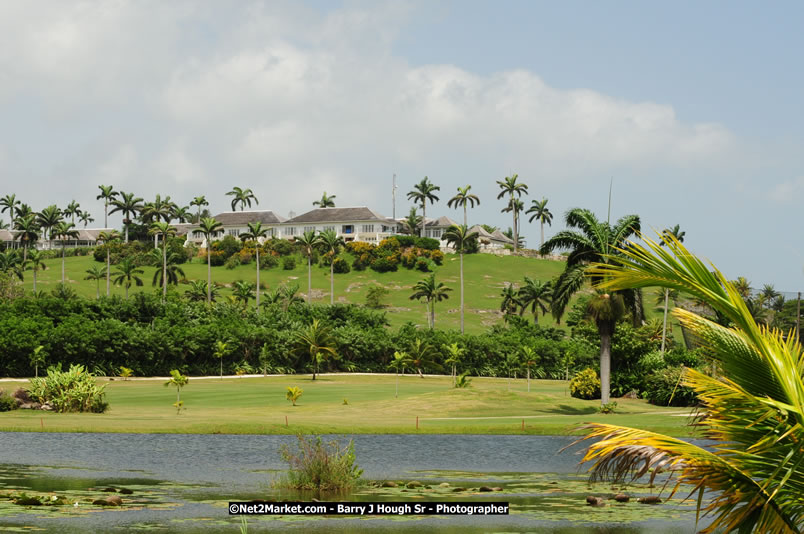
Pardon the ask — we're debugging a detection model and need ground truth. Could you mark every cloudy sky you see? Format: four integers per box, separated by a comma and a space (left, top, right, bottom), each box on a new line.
1, 0, 802, 290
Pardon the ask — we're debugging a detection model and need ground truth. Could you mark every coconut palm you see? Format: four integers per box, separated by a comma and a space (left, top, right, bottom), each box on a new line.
240, 221, 269, 307
149, 221, 177, 299
388, 351, 413, 397
185, 280, 218, 302
190, 196, 209, 223
293, 319, 337, 380
659, 225, 685, 353
198, 217, 223, 303
401, 207, 422, 236
409, 273, 452, 329
0, 250, 24, 281
520, 346, 544, 393
296, 230, 320, 304
172, 206, 192, 224
142, 195, 176, 247
312, 192, 336, 208
517, 277, 553, 324
36, 204, 62, 250
443, 224, 478, 333
318, 228, 344, 305
15, 203, 33, 220
407, 177, 440, 238
13, 214, 39, 261
540, 208, 640, 405
501, 197, 526, 249
84, 265, 107, 299
26, 249, 47, 293
64, 200, 81, 224
97, 230, 120, 296
109, 191, 143, 242
579, 234, 804, 534
732, 276, 752, 300
0, 194, 20, 229
226, 186, 258, 211
443, 342, 466, 386
78, 211, 94, 227
96, 185, 117, 228
150, 249, 185, 290
407, 338, 442, 377
760, 284, 780, 308
526, 198, 553, 251
53, 221, 79, 284
213, 340, 230, 380
499, 284, 522, 320
496, 174, 528, 252
447, 185, 480, 227
112, 257, 144, 299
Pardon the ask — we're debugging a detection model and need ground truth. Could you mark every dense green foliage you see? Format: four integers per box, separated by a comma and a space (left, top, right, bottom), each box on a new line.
569, 368, 601, 400
277, 434, 363, 491
27, 364, 108, 413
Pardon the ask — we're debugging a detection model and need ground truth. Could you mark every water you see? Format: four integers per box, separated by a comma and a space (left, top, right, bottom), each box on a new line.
0, 433, 707, 532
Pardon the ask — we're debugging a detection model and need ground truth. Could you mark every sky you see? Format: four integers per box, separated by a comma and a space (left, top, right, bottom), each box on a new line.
0, 0, 802, 290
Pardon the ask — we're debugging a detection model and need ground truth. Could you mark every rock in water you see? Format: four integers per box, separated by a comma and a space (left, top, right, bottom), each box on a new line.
614, 493, 630, 503
637, 496, 662, 505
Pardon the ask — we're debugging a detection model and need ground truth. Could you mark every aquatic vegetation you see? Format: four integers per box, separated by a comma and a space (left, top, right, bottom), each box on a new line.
276, 435, 363, 491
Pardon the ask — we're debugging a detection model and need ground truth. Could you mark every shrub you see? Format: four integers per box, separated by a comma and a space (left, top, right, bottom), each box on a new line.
598, 401, 618, 414
27, 364, 108, 413
569, 368, 601, 400
429, 249, 444, 265
395, 235, 416, 247
415, 237, 440, 250
260, 254, 279, 269
346, 241, 376, 256
224, 255, 242, 270
208, 250, 226, 267
455, 371, 472, 388
0, 391, 16, 412
286, 386, 303, 406
332, 257, 350, 274
267, 238, 294, 257
352, 253, 370, 271
277, 434, 363, 491
365, 285, 389, 309
644, 366, 698, 407
238, 250, 253, 265
282, 256, 297, 270
370, 257, 397, 273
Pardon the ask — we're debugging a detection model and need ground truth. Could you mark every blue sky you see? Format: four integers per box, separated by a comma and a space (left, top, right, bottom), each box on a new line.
0, 0, 801, 290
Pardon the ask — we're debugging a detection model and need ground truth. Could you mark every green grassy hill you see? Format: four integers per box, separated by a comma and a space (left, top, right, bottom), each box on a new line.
21, 251, 667, 334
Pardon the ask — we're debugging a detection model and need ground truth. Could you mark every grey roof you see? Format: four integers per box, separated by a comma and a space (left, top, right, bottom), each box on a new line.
424, 215, 459, 228
0, 229, 17, 241
468, 225, 494, 239
196, 211, 287, 227
491, 229, 514, 244
287, 207, 389, 224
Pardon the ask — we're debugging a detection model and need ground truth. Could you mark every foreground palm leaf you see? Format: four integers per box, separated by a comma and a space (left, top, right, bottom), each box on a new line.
575, 234, 804, 533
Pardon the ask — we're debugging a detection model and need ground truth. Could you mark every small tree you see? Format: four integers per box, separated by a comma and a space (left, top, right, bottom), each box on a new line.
293, 319, 337, 380
387, 351, 412, 398
213, 340, 231, 380
119, 366, 134, 381
164, 370, 189, 414
443, 342, 465, 387
286, 386, 303, 406
29, 345, 46, 379
520, 346, 544, 393
365, 285, 389, 309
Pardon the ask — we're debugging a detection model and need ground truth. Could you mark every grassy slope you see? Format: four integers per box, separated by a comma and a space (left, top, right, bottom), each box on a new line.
0, 374, 696, 436
21, 253, 669, 334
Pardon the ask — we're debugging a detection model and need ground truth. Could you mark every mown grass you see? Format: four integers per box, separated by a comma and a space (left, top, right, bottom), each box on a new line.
0, 374, 697, 437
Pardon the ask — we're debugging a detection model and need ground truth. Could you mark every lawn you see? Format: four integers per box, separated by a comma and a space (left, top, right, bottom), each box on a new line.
0, 374, 697, 437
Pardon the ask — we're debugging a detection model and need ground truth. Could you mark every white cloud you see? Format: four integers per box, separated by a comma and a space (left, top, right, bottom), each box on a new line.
769, 176, 804, 204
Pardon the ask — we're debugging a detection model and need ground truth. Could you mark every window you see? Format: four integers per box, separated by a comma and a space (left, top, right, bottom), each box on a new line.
426, 229, 442, 238
228, 228, 240, 237
342, 225, 353, 234
361, 224, 374, 233
285, 227, 296, 237
267, 228, 275, 237
304, 226, 316, 234
193, 231, 202, 238
324, 226, 335, 233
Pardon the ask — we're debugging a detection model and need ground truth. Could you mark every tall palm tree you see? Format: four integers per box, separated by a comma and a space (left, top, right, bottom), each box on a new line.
760, 284, 780, 308
198, 217, 223, 303
141, 195, 175, 248
501, 197, 526, 249
540, 208, 640, 405
149, 249, 185, 291
84, 265, 107, 299
78, 211, 94, 227
15, 203, 33, 220
149, 221, 177, 299
26, 249, 47, 294
580, 234, 804, 533
407, 177, 440, 238
443, 224, 478, 334
496, 174, 528, 252
517, 277, 553, 324
64, 200, 81, 224
296, 230, 320, 304
109, 191, 143, 242
526, 198, 553, 251
53, 221, 79, 284
97, 230, 120, 297
312, 192, 336, 208
0, 194, 20, 230
446, 185, 480, 227
732, 276, 752, 299
36, 205, 62, 251
318, 228, 344, 305
499, 283, 522, 320
226, 187, 258, 211
240, 221, 269, 307
112, 257, 144, 299
401, 207, 423, 236
409, 273, 452, 329
293, 319, 337, 380
172, 206, 192, 224
190, 196, 209, 223
13, 214, 39, 261
96, 185, 118, 228
659, 225, 685, 353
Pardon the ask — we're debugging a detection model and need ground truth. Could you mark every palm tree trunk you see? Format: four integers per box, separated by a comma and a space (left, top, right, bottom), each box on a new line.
599, 320, 614, 405
206, 249, 211, 303
421, 203, 426, 238
330, 259, 334, 305
395, 370, 399, 398
33, 270, 37, 293
220, 358, 223, 380
307, 256, 312, 303
540, 220, 544, 252
459, 251, 464, 334
162, 235, 167, 299
61, 243, 66, 284
255, 248, 260, 307
104, 202, 108, 229
125, 282, 129, 299
527, 367, 530, 392
463, 204, 467, 227
313, 357, 317, 381
96, 281, 100, 299
23, 243, 28, 262
124, 224, 129, 243
660, 288, 669, 353
430, 301, 435, 329
106, 249, 111, 296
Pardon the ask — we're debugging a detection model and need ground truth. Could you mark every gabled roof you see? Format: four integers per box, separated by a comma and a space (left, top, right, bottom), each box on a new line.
286, 207, 389, 224
0, 229, 17, 241
210, 211, 287, 226
491, 229, 514, 244
424, 215, 459, 228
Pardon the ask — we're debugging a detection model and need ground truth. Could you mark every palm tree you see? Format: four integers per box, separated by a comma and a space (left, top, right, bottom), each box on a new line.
232, 280, 256, 307
26, 249, 47, 294
213, 340, 230, 380
312, 192, 336, 208
78, 211, 94, 227
0, 194, 20, 230
84, 265, 107, 299
164, 370, 189, 414
447, 185, 480, 227
226, 186, 258, 211
13, 214, 39, 261
240, 221, 269, 307
579, 234, 804, 533
198, 217, 223, 303
109, 191, 143, 242
496, 174, 528, 252
296, 230, 320, 304
760, 284, 780, 309
36, 205, 62, 250
0, 250, 24, 281
112, 257, 144, 299
293, 319, 337, 380
142, 195, 175, 248
190, 196, 209, 223
443, 224, 478, 333
732, 276, 752, 299
520, 346, 542, 393
172, 206, 192, 224
443, 342, 466, 386
409, 273, 452, 329
318, 228, 344, 305
96, 185, 117, 228
97, 230, 120, 297
401, 207, 422, 236
499, 283, 521, 320
53, 221, 79, 284
150, 249, 185, 291
407, 177, 440, 238
407, 338, 442, 377
64, 200, 81, 224
540, 208, 640, 405
526, 198, 553, 251
388, 351, 412, 397
15, 203, 33, 220
149, 221, 177, 299
659, 225, 685, 353
501, 197, 525, 249
185, 280, 218, 302
517, 277, 553, 324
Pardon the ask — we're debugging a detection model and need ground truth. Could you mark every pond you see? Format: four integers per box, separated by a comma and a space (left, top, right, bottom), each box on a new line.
0, 433, 709, 532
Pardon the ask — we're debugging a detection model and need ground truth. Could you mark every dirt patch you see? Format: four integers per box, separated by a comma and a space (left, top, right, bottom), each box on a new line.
387, 306, 412, 312
346, 282, 364, 293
